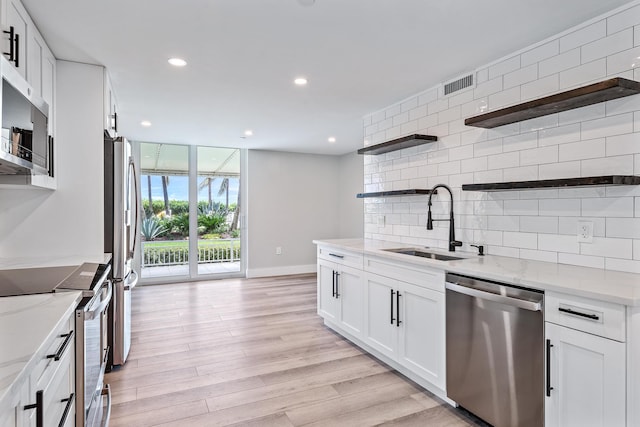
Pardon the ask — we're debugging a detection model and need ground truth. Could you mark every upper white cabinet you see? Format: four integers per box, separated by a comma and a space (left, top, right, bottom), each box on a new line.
2, 0, 28, 79
104, 70, 118, 137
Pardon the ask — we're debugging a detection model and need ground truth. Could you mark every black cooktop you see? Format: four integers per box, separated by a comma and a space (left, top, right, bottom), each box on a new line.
0, 263, 109, 297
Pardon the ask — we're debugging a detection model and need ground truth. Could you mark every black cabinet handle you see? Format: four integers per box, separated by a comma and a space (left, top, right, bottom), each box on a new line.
58, 393, 74, 427
331, 271, 336, 297
546, 339, 553, 397
396, 291, 402, 327
335, 272, 340, 298
3, 26, 14, 64
329, 253, 344, 259
390, 289, 395, 324
47, 331, 74, 361
558, 307, 599, 320
112, 111, 118, 133
24, 390, 43, 427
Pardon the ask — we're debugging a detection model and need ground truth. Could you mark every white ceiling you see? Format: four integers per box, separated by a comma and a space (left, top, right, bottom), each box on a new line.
21, 0, 633, 155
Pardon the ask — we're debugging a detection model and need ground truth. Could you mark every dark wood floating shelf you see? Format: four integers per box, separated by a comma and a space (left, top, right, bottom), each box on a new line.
357, 189, 436, 198
462, 175, 640, 191
465, 78, 640, 129
357, 134, 437, 155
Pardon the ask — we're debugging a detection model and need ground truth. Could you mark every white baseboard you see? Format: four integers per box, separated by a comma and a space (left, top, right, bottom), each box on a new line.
246, 264, 317, 278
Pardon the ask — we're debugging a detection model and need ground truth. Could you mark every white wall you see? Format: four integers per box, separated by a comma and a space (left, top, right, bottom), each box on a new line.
246, 150, 341, 277
338, 151, 364, 238
364, 2, 640, 273
0, 61, 104, 258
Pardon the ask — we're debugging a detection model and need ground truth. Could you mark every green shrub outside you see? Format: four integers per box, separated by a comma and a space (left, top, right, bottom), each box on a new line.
142, 200, 236, 216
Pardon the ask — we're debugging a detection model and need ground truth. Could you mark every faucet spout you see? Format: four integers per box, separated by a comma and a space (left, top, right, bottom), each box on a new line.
426, 184, 461, 252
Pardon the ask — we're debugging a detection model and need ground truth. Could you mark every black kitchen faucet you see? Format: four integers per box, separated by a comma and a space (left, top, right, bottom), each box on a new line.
426, 184, 462, 252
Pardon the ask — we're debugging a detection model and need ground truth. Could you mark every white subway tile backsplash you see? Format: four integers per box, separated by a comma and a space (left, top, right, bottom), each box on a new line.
519, 115, 559, 133
461, 98, 490, 118
488, 152, 519, 170
520, 146, 559, 166
539, 48, 581, 77
401, 97, 418, 113
448, 89, 474, 108
461, 157, 488, 173
606, 217, 640, 238
409, 105, 428, 121
581, 113, 633, 139
559, 59, 606, 89
559, 253, 605, 269
392, 112, 409, 126
558, 216, 606, 236
489, 246, 520, 258
581, 155, 634, 176
488, 86, 521, 110
636, 239, 640, 259
428, 98, 449, 115
476, 68, 489, 84
487, 123, 520, 139
488, 215, 520, 232
503, 132, 538, 152
539, 198, 581, 216
607, 46, 640, 74
475, 199, 504, 215
608, 4, 640, 35
636, 25, 640, 47
539, 161, 581, 179
581, 237, 633, 259
518, 189, 558, 199
606, 133, 640, 156
474, 229, 503, 245
474, 169, 504, 184
504, 199, 539, 216
559, 138, 605, 161
449, 145, 474, 161
438, 106, 461, 124
607, 94, 640, 116
636, 153, 640, 174
427, 123, 449, 137
418, 114, 438, 130
539, 123, 581, 146
474, 77, 503, 99
439, 134, 461, 149
503, 165, 539, 182
503, 231, 538, 249
520, 249, 558, 263
605, 258, 640, 273
386, 125, 401, 140
522, 40, 560, 66
504, 64, 538, 89
474, 138, 503, 156
418, 89, 438, 106
582, 196, 634, 217
386, 104, 401, 118
558, 103, 605, 126
520, 216, 559, 233
521, 74, 560, 101
560, 20, 606, 53
582, 28, 633, 63
539, 234, 580, 253
636, 197, 640, 217
437, 161, 461, 176
489, 56, 521, 79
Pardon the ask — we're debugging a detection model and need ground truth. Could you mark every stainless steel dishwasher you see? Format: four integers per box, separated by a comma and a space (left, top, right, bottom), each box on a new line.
446, 272, 544, 427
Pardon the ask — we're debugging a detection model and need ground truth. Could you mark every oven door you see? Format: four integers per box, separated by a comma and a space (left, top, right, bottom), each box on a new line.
76, 280, 112, 427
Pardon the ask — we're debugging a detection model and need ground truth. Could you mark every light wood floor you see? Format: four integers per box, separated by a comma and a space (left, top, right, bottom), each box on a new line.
105, 274, 486, 426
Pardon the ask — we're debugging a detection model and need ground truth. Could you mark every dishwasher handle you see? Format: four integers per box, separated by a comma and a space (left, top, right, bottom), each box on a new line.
446, 282, 542, 312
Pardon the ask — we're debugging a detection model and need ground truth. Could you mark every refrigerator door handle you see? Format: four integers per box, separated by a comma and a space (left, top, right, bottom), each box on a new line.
123, 270, 139, 291
128, 158, 139, 259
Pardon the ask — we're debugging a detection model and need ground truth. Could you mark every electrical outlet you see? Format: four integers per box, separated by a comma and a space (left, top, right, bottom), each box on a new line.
577, 221, 593, 243
377, 215, 385, 226
275, 246, 282, 255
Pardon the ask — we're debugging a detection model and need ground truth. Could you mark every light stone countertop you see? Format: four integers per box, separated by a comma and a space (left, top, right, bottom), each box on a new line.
313, 238, 640, 306
0, 291, 82, 415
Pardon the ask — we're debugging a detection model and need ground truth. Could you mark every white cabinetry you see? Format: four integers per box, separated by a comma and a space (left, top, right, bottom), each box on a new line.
103, 70, 118, 137
364, 256, 446, 391
545, 291, 626, 427
2, 0, 28, 79
317, 247, 364, 338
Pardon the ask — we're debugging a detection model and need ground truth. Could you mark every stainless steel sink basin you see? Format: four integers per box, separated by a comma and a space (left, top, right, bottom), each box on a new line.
383, 248, 466, 261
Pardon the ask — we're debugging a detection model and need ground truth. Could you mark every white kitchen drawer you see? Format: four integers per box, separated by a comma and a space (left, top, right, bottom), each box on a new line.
42, 343, 74, 427
317, 246, 363, 269
32, 313, 74, 391
364, 255, 445, 293
546, 291, 626, 342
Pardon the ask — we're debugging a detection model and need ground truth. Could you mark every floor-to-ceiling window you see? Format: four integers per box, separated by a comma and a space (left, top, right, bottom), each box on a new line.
138, 142, 243, 281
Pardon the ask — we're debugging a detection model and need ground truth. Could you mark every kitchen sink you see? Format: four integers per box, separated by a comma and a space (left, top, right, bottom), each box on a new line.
382, 248, 466, 261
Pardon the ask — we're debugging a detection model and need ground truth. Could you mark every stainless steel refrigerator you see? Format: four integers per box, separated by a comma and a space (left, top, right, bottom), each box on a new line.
104, 134, 139, 367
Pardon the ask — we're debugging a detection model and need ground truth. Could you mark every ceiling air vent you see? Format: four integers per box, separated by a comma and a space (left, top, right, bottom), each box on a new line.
444, 74, 474, 96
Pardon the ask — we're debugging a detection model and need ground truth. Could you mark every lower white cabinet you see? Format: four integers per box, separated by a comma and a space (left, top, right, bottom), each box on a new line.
317, 258, 364, 338
545, 296, 626, 427
364, 272, 445, 390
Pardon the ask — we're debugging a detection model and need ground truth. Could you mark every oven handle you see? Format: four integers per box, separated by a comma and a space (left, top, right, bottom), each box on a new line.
101, 384, 112, 427
124, 270, 139, 291
446, 282, 542, 311
85, 280, 113, 321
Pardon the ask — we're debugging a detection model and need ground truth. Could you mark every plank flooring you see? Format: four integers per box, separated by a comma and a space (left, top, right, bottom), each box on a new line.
105, 274, 487, 426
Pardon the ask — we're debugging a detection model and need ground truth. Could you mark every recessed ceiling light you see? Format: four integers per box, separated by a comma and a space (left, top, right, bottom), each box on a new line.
244, 130, 254, 137
328, 137, 336, 143
140, 120, 152, 127
168, 58, 187, 67
294, 77, 308, 86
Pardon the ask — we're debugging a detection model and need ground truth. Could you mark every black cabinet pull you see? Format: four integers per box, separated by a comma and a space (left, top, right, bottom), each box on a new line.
58, 393, 75, 427
335, 272, 340, 298
546, 339, 553, 397
396, 291, 402, 327
47, 331, 74, 361
558, 306, 599, 320
329, 253, 344, 259
24, 390, 43, 427
390, 289, 395, 324
112, 111, 118, 133
3, 26, 14, 64
331, 271, 336, 297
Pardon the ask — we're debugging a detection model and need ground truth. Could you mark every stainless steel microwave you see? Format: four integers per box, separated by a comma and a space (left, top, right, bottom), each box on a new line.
0, 56, 51, 177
